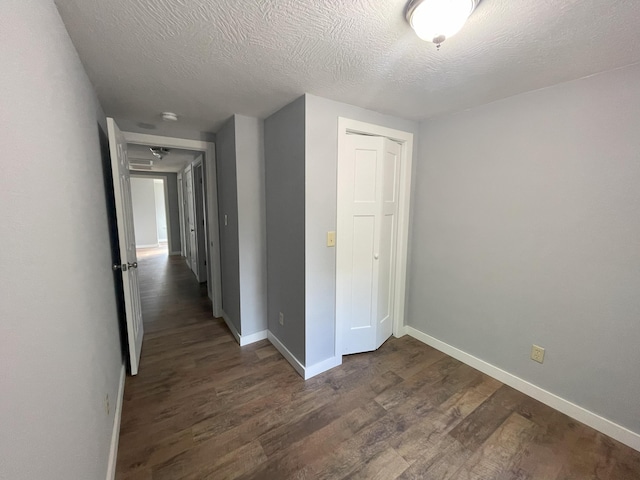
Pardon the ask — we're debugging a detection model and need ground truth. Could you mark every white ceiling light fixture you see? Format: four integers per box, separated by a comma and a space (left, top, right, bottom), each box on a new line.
406, 0, 480, 49
150, 147, 170, 160
161, 111, 178, 122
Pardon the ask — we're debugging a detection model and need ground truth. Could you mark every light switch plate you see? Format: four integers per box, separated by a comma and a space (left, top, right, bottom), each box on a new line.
327, 231, 336, 247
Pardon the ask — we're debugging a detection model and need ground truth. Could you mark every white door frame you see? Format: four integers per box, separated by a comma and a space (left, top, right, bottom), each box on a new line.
177, 172, 186, 257
192, 158, 208, 284
184, 164, 199, 278
335, 118, 414, 357
122, 131, 222, 318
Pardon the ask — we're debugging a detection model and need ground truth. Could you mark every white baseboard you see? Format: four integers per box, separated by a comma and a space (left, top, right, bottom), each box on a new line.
221, 311, 240, 344
404, 326, 640, 452
267, 331, 341, 380
221, 311, 267, 347
135, 243, 159, 248
305, 355, 342, 380
169, 250, 181, 256
267, 331, 305, 378
106, 364, 126, 480
240, 329, 268, 346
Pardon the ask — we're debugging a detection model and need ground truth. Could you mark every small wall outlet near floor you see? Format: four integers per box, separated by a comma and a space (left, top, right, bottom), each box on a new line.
531, 344, 545, 364
279, 312, 284, 326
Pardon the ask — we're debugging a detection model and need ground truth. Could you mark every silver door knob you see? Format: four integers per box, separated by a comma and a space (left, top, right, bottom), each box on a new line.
128, 262, 138, 269
374, 254, 379, 260
112, 264, 122, 271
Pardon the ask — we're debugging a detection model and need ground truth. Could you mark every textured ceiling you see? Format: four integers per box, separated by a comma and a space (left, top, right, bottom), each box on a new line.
128, 144, 199, 172
55, 0, 640, 137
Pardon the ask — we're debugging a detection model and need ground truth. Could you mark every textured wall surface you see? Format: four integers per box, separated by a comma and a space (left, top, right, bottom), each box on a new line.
216, 117, 242, 333
264, 97, 306, 364
55, 0, 640, 136
409, 62, 640, 436
0, 1, 123, 479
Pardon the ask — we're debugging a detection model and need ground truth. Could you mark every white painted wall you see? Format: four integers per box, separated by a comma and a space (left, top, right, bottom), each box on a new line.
409, 63, 640, 438
0, 1, 123, 479
130, 177, 159, 247
153, 179, 168, 242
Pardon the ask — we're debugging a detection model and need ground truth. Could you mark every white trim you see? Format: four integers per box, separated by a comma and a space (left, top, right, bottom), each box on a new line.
221, 311, 240, 344
267, 331, 342, 380
404, 326, 640, 452
177, 172, 186, 257
335, 118, 414, 357
169, 250, 181, 256
106, 364, 126, 480
239, 329, 268, 346
122, 132, 210, 151
304, 355, 342, 380
122, 131, 222, 318
267, 331, 305, 378
220, 312, 267, 346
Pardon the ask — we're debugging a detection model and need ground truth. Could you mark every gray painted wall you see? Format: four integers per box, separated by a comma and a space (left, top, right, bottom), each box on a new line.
235, 115, 268, 336
0, 1, 123, 479
153, 180, 168, 242
131, 177, 159, 247
216, 117, 242, 333
264, 97, 306, 363
408, 63, 640, 436
304, 94, 420, 366
130, 171, 181, 253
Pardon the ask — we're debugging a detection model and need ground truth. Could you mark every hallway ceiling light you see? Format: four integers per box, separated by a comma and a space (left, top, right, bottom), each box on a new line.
150, 147, 170, 160
406, 0, 480, 49
161, 111, 178, 122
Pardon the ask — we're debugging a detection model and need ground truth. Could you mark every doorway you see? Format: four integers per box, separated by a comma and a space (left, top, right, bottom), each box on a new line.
130, 176, 171, 258
335, 118, 414, 358
123, 132, 222, 317
127, 145, 208, 285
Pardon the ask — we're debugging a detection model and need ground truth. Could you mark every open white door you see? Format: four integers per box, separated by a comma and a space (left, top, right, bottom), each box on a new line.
107, 117, 144, 375
337, 134, 401, 355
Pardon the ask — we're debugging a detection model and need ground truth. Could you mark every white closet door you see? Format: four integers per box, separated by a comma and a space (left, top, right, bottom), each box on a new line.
337, 134, 401, 355
376, 139, 401, 348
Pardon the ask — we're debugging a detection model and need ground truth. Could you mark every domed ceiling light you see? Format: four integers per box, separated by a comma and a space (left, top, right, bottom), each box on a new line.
406, 0, 481, 49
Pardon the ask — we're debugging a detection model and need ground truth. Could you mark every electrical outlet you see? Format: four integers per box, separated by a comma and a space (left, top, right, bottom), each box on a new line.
531, 345, 545, 364
105, 394, 110, 415
279, 312, 284, 326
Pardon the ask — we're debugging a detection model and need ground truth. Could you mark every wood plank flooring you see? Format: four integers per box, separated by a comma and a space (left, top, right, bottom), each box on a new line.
116, 250, 640, 479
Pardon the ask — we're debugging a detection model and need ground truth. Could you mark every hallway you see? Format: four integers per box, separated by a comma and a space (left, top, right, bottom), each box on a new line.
115, 252, 640, 480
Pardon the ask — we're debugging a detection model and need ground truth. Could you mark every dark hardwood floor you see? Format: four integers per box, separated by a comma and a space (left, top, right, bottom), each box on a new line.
116, 249, 640, 479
